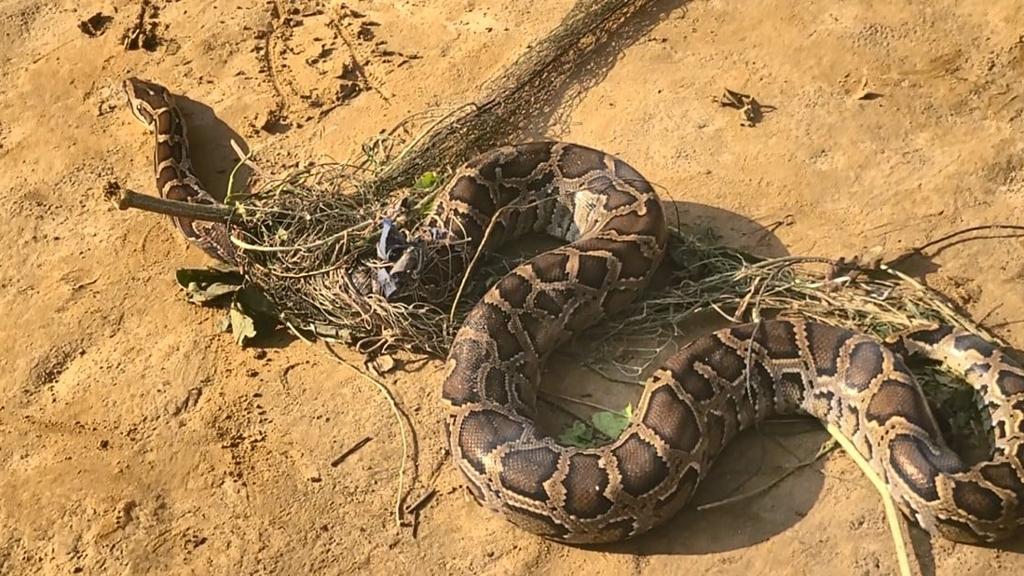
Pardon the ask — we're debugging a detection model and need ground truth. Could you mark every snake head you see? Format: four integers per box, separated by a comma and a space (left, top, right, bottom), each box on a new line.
122, 77, 172, 127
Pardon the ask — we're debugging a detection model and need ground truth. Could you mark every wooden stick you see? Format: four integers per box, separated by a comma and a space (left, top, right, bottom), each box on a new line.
103, 182, 236, 223
330, 436, 374, 468
403, 488, 436, 516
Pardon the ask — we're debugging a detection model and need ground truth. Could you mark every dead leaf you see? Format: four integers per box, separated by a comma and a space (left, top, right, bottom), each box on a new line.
374, 354, 396, 374
228, 305, 257, 347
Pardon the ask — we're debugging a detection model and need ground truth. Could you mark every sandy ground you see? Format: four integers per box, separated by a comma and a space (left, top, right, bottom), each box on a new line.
2, 0, 1024, 574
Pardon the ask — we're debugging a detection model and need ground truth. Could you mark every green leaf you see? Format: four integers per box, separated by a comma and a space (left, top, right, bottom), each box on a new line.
557, 404, 634, 449
558, 421, 594, 448
186, 282, 241, 304
413, 171, 438, 190
176, 267, 244, 305
591, 404, 632, 439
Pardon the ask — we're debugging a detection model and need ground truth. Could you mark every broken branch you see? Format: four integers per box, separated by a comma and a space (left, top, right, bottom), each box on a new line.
104, 181, 237, 223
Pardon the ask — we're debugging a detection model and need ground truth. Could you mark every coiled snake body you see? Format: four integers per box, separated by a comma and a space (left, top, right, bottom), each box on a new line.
125, 79, 1024, 545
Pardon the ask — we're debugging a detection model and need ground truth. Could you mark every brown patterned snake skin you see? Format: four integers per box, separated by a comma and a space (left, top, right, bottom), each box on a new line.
433, 142, 1024, 545
123, 79, 1024, 545
123, 77, 236, 264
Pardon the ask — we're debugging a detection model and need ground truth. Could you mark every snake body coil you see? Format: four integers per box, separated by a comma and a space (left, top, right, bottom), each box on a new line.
125, 80, 1024, 545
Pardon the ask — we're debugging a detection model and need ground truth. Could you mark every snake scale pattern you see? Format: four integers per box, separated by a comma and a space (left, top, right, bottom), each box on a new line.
124, 78, 237, 264
124, 78, 1024, 545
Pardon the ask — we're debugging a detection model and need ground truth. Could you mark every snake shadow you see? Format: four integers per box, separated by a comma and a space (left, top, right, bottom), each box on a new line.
174, 94, 252, 203
537, 204, 833, 556
662, 200, 790, 259
174, 94, 304, 349
559, 209, 1024, 563
513, 0, 693, 139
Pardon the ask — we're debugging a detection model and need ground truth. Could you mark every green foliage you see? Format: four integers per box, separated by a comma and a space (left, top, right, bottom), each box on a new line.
558, 404, 632, 448
175, 266, 243, 304
413, 171, 438, 190
177, 266, 279, 347
910, 361, 990, 459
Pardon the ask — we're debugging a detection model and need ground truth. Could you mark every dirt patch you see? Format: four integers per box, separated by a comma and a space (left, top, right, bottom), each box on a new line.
25, 341, 85, 396
78, 12, 113, 38
254, 0, 420, 133
121, 0, 162, 52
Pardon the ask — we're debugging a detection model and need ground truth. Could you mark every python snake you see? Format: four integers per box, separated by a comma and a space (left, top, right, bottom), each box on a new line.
124, 79, 1024, 545
123, 77, 236, 263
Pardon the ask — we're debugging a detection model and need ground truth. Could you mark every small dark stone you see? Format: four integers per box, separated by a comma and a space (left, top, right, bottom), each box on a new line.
78, 13, 113, 37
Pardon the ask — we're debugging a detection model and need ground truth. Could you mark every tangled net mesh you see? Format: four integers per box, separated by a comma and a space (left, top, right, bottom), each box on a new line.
233, 0, 686, 354
208, 0, 1006, 450
233, 159, 464, 355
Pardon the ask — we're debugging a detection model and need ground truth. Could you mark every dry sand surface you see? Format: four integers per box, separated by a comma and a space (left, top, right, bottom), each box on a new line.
2, 0, 1024, 574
